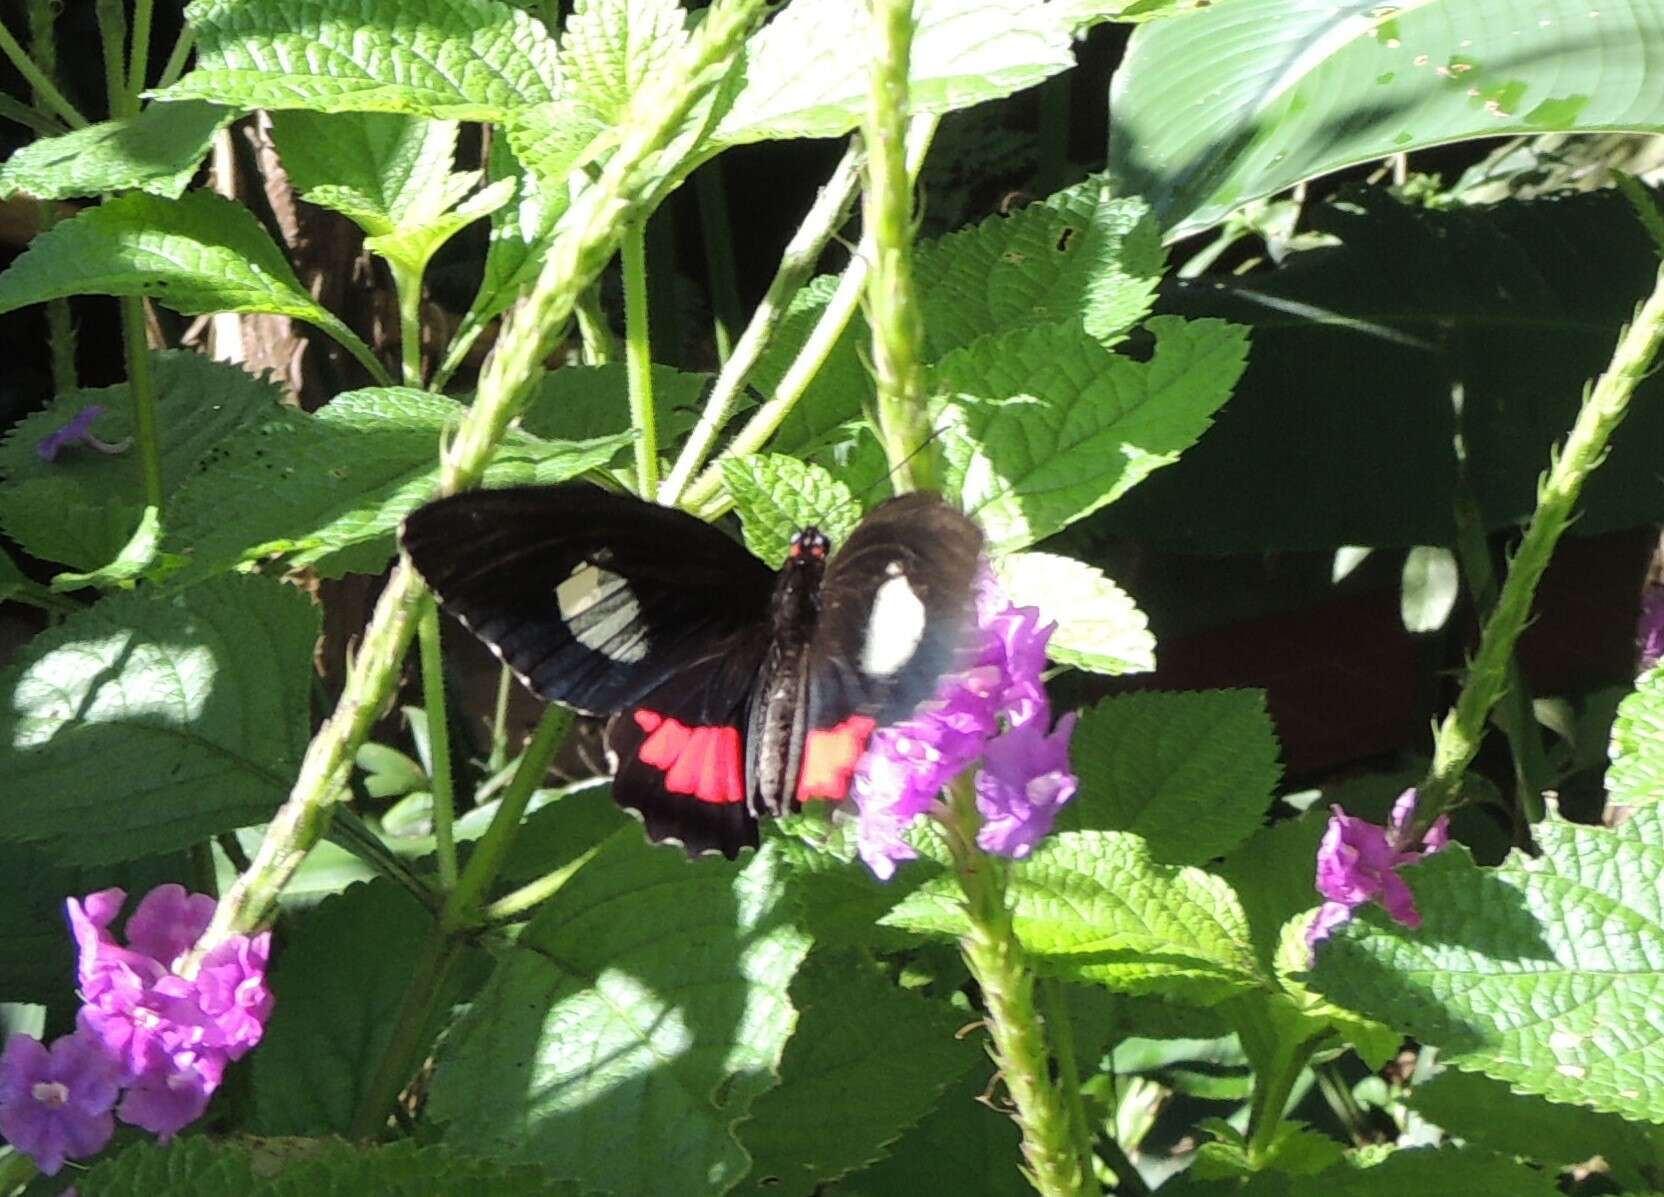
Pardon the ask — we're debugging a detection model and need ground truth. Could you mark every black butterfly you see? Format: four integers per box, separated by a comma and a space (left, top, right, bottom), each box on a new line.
399, 483, 983, 857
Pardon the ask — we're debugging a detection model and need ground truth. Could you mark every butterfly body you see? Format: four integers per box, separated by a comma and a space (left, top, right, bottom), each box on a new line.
400, 484, 981, 857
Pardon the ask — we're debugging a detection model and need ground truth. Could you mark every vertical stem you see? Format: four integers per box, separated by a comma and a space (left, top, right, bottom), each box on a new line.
0, 16, 87, 128
1244, 1037, 1317, 1166
695, 159, 744, 362
1041, 978, 1100, 1182
154, 26, 194, 90
27, 0, 76, 396
945, 781, 1098, 1197
95, 0, 132, 117
347, 929, 464, 1139
863, 0, 936, 495
128, 0, 155, 95
120, 298, 162, 509
488, 664, 515, 774
393, 264, 425, 387
575, 283, 616, 365
418, 600, 458, 890
1419, 258, 1664, 823
622, 220, 658, 494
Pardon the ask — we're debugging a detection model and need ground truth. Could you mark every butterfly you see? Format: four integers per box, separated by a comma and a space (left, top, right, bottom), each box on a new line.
399, 483, 984, 858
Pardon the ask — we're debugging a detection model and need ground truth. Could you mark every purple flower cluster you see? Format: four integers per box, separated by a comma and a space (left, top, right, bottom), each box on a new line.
849, 569, 1077, 879
1638, 582, 1664, 673
0, 886, 272, 1175
1306, 788, 1449, 956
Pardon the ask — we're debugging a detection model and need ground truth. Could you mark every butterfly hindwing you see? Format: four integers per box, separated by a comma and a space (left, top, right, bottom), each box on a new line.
400, 483, 775, 714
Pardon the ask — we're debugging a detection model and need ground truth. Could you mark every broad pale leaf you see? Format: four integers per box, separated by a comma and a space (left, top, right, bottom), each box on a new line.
722, 454, 859, 569
914, 182, 1163, 355
560, 0, 688, 123
0, 190, 373, 367
1608, 667, 1664, 808
992, 551, 1155, 676
158, 388, 631, 586
717, 0, 1074, 146
883, 829, 1266, 1004
1110, 0, 1664, 238
270, 110, 460, 236
0, 351, 285, 570
1064, 690, 1281, 862
935, 316, 1248, 554
161, 0, 562, 120
1310, 807, 1664, 1124
0, 575, 318, 864
429, 838, 810, 1196
0, 101, 232, 200
733, 952, 975, 1196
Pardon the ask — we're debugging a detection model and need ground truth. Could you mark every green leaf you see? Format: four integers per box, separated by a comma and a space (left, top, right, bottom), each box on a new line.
0, 544, 75, 613
521, 361, 712, 448
1063, 690, 1281, 863
772, 828, 935, 951
1400, 545, 1458, 635
560, 0, 689, 123
934, 315, 1248, 554
365, 174, 517, 273
0, 190, 379, 375
0, 574, 318, 864
722, 454, 859, 569
77, 1138, 261, 1197
884, 829, 1265, 1004
746, 273, 874, 459
0, 100, 233, 200
0, 351, 286, 570
50, 505, 164, 592
1609, 667, 1664, 808
429, 838, 811, 1196
991, 551, 1154, 676
914, 182, 1164, 356
1109, 0, 1664, 238
1191, 1122, 1344, 1180
1310, 806, 1664, 1124
733, 952, 975, 1196
158, 388, 632, 586
1409, 1069, 1664, 1189
251, 880, 455, 1135
161, 0, 562, 120
270, 110, 460, 236
1163, 1146, 1566, 1197
716, 0, 1074, 147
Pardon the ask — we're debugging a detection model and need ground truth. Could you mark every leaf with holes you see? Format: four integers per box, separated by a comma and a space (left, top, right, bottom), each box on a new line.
0, 101, 232, 200
429, 837, 810, 1196
722, 454, 860, 569
992, 552, 1154, 676
935, 315, 1247, 554
159, 0, 562, 120
0, 575, 317, 864
1310, 806, 1664, 1124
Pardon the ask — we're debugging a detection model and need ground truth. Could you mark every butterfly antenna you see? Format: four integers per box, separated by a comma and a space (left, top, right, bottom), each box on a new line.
816, 414, 957, 532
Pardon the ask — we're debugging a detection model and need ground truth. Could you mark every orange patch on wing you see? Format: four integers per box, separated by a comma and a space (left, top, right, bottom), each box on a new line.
796, 715, 877, 801
633, 709, 745, 804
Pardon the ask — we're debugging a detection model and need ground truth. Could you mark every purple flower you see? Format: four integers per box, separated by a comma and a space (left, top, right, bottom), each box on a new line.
849, 569, 1078, 878
0, 1032, 119, 1176
1638, 583, 1664, 673
1306, 788, 1450, 955
35, 405, 129, 463
116, 1041, 223, 1142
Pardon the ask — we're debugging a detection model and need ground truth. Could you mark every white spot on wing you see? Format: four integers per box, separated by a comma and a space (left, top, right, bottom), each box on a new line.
861, 572, 926, 677
558, 565, 648, 663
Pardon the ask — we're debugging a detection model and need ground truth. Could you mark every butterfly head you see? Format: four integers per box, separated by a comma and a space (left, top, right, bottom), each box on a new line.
787, 527, 831, 562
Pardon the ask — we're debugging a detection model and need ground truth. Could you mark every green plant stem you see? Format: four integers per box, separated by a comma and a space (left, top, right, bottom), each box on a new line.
27, 0, 76, 395
95, 0, 132, 117
488, 663, 514, 773
481, 835, 608, 926
944, 781, 1099, 1197
0, 14, 85, 127
392, 263, 425, 387
120, 298, 162, 508
328, 807, 441, 912
347, 928, 464, 1139
1238, 1020, 1318, 1167
154, 25, 194, 90
1094, 1133, 1151, 1197
1042, 977, 1101, 1184
1419, 256, 1664, 822
185, 0, 769, 961
695, 159, 743, 362
681, 116, 937, 515
418, 600, 458, 890
128, 0, 154, 95
863, 0, 935, 495
1312, 1059, 1372, 1146
660, 140, 863, 505
575, 283, 616, 365
0, 92, 64, 136
622, 220, 658, 494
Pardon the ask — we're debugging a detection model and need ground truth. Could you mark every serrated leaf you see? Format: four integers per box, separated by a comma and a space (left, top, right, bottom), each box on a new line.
1162, 1146, 1564, 1197
520, 361, 713, 448
51, 505, 163, 592
772, 830, 933, 950
561, 0, 688, 123
429, 838, 811, 1196
0, 100, 232, 200
0, 575, 318, 864
1063, 691, 1281, 863
0, 351, 285, 570
884, 829, 1265, 1004
934, 315, 1247, 554
0, 190, 375, 369
77, 1138, 261, 1197
733, 952, 975, 1196
992, 551, 1154, 676
717, 0, 1074, 147
914, 182, 1164, 355
1609, 667, 1664, 808
158, 388, 631, 586
1109, 0, 1664, 239
722, 454, 859, 569
364, 174, 516, 273
1310, 807, 1664, 1124
270, 110, 460, 236
252, 880, 455, 1135
161, 0, 562, 120
1409, 1070, 1664, 1189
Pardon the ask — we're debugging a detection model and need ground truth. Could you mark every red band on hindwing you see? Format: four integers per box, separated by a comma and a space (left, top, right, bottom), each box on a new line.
633, 710, 745, 805
796, 715, 878, 802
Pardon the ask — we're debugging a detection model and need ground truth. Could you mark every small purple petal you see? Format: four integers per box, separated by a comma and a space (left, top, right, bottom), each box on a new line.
975, 713, 1078, 859
116, 1046, 221, 1142
1639, 585, 1664, 672
124, 884, 215, 970
1305, 900, 1354, 956
1376, 871, 1421, 929
35, 406, 108, 463
0, 1032, 119, 1175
